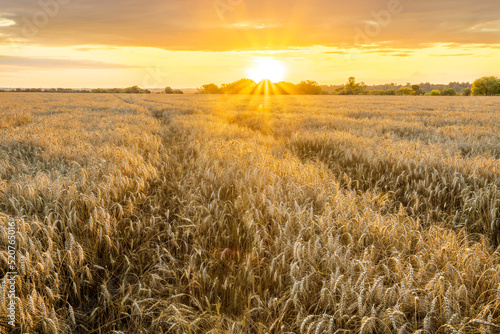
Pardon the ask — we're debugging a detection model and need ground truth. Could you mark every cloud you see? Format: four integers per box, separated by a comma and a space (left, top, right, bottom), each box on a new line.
73, 46, 118, 52
388, 53, 411, 57
0, 55, 143, 69
0, 18, 15, 27
0, 0, 498, 51
363, 49, 414, 56
324, 51, 350, 55
467, 19, 500, 33
429, 53, 475, 57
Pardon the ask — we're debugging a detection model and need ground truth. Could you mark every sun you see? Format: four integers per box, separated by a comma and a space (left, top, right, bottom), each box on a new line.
247, 58, 287, 83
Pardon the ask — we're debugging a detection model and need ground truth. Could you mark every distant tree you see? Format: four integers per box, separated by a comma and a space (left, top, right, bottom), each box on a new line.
296, 80, 324, 95
55, 88, 74, 93
349, 77, 367, 95
275, 81, 298, 95
197, 83, 221, 94
471, 76, 500, 96
447, 81, 471, 94
430, 90, 441, 96
339, 77, 366, 95
220, 78, 257, 94
319, 84, 343, 94
420, 82, 431, 92
441, 88, 457, 96
334, 86, 349, 95
396, 87, 414, 95
383, 88, 396, 95
124, 86, 142, 94
164, 86, 184, 94
411, 84, 425, 95
364, 81, 471, 94
461, 87, 471, 96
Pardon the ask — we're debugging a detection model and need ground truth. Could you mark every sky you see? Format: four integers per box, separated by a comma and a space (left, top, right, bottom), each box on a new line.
0, 0, 499, 88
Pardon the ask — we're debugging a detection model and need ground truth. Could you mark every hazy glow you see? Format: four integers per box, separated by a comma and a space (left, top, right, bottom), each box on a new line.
0, 0, 499, 87
247, 58, 287, 83
0, 44, 499, 88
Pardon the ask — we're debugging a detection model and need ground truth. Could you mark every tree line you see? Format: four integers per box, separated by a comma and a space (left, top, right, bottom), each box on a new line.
197, 76, 500, 96
0, 86, 153, 94
0, 86, 184, 94
323, 81, 473, 95
197, 79, 326, 95
1, 77, 498, 96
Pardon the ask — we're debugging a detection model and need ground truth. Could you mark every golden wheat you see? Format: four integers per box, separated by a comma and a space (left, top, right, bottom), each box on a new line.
0, 93, 498, 333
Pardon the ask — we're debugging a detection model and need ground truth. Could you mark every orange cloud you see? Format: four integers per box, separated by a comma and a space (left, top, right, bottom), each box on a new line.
0, 0, 498, 51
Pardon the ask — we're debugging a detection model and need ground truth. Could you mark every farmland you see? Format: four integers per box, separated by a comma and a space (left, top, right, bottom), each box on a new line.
0, 93, 499, 333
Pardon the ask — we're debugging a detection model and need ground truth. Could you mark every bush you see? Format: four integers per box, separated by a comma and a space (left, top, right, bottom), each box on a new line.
430, 90, 441, 96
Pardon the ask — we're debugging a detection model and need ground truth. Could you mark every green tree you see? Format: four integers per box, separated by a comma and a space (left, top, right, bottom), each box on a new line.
441, 88, 457, 96
340, 77, 366, 95
471, 76, 500, 96
430, 90, 441, 96
220, 78, 256, 94
197, 83, 221, 94
461, 87, 471, 96
124, 86, 142, 94
396, 87, 414, 95
164, 87, 183, 94
411, 84, 425, 95
275, 81, 297, 95
296, 80, 324, 95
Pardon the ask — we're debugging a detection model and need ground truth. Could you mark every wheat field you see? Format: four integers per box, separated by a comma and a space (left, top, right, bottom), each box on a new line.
0, 93, 499, 333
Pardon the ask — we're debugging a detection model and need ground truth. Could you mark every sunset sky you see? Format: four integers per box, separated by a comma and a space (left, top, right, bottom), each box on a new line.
0, 0, 499, 88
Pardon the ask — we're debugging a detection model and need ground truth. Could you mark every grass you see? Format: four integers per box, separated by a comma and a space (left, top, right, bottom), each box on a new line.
0, 93, 499, 333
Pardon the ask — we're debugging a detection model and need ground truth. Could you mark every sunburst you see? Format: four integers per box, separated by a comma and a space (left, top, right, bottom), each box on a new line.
246, 57, 287, 83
